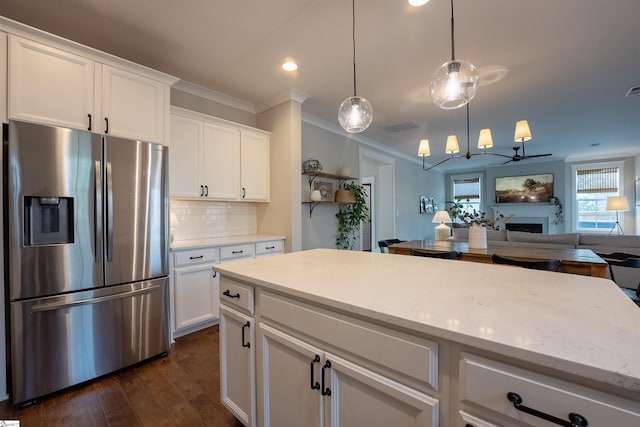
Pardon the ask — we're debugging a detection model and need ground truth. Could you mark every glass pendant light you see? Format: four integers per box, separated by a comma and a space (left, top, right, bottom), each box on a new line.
430, 0, 479, 109
338, 0, 373, 133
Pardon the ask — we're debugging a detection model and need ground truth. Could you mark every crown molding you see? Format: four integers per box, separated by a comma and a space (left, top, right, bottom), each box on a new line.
172, 80, 256, 114
301, 113, 425, 167
256, 88, 311, 113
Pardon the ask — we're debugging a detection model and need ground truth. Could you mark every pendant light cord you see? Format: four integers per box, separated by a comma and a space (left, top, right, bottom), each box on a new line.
465, 103, 471, 158
352, 0, 357, 96
450, 0, 455, 61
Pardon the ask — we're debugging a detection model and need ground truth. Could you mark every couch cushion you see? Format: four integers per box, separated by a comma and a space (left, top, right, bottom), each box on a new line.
452, 228, 507, 241
507, 231, 579, 246
578, 234, 640, 248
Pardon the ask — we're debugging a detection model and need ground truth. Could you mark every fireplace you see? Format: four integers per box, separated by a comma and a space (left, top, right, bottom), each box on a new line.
492, 204, 559, 234
506, 223, 543, 233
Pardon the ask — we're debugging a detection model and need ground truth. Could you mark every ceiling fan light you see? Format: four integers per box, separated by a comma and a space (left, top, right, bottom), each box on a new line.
445, 135, 460, 154
430, 59, 479, 109
514, 120, 532, 142
477, 128, 493, 149
418, 139, 431, 156
338, 96, 373, 133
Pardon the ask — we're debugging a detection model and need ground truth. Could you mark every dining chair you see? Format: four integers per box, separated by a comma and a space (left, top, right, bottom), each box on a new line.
378, 239, 406, 253
491, 254, 561, 272
595, 252, 640, 306
410, 249, 460, 259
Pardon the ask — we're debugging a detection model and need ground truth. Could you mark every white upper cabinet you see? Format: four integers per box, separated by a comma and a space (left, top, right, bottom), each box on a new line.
240, 129, 270, 201
7, 34, 171, 144
202, 122, 241, 200
101, 65, 167, 143
169, 107, 270, 201
8, 35, 94, 131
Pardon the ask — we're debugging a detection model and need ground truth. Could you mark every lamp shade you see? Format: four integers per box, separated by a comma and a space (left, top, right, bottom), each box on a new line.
477, 128, 493, 149
606, 195, 630, 211
418, 139, 431, 156
514, 120, 532, 143
445, 135, 460, 154
432, 210, 452, 224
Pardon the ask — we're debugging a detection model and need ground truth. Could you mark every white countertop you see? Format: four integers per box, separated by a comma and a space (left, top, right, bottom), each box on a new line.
171, 234, 286, 250
214, 248, 640, 393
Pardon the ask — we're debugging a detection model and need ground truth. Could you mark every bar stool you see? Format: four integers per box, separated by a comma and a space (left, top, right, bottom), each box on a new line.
491, 254, 561, 272
378, 239, 405, 253
410, 249, 460, 259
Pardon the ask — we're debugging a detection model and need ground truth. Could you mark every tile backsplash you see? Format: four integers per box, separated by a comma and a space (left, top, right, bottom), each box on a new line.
170, 200, 257, 242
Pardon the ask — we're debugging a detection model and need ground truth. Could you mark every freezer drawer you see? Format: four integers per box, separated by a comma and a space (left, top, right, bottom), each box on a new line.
10, 277, 170, 404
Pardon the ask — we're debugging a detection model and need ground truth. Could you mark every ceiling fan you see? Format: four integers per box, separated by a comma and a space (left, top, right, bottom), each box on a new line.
502, 144, 552, 164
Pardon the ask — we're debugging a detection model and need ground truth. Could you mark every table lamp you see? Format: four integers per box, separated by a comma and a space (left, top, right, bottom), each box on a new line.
606, 195, 629, 235
432, 211, 452, 241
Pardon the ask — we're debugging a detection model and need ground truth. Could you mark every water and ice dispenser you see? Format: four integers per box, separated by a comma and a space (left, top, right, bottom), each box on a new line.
23, 196, 74, 245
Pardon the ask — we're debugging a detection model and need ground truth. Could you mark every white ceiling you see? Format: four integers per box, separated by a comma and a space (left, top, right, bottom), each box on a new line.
2, 0, 639, 172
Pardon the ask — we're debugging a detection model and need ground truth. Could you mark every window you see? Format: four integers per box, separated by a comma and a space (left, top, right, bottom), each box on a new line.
572, 162, 624, 232
452, 176, 481, 223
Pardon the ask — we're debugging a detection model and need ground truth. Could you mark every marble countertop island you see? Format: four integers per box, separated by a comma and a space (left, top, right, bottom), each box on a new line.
214, 248, 640, 394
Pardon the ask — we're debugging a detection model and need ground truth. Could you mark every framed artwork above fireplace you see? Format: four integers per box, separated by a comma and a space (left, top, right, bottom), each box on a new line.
495, 174, 554, 203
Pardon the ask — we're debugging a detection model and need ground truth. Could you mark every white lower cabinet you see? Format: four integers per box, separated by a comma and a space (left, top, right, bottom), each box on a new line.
258, 323, 438, 427
172, 247, 220, 337
220, 305, 255, 427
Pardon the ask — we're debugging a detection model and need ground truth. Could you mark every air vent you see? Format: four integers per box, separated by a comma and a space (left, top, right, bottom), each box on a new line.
624, 86, 640, 97
383, 121, 419, 133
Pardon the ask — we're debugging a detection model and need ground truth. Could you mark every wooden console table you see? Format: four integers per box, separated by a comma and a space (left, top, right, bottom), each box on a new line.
388, 240, 608, 278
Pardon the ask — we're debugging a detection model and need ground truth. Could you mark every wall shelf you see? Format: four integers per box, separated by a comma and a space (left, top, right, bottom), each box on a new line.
301, 172, 358, 217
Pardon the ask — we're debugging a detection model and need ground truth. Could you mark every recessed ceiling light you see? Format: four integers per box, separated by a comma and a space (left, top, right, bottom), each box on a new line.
408, 0, 430, 6
282, 61, 298, 72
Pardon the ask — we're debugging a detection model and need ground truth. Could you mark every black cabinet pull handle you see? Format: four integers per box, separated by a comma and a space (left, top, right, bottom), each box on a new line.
232, 250, 244, 254
507, 392, 588, 427
310, 355, 321, 390
265, 246, 275, 250
223, 290, 240, 299
242, 187, 246, 198
205, 185, 208, 196
104, 117, 109, 134
200, 185, 204, 196
241, 321, 250, 348
189, 255, 204, 260
88, 113, 92, 131
212, 271, 217, 278
321, 360, 331, 396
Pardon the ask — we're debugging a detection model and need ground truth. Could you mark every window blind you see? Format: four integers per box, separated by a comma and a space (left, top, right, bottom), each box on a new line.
453, 177, 480, 199
576, 167, 619, 193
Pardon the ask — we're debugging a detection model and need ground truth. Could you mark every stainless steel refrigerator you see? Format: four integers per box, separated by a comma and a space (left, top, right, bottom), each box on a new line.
4, 120, 170, 404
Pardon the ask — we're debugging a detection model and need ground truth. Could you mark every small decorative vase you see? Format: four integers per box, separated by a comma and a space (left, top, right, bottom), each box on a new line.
468, 224, 487, 249
310, 190, 322, 202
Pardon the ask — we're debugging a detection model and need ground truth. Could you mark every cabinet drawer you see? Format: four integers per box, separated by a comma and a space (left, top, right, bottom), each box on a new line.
219, 277, 254, 315
460, 353, 640, 426
220, 244, 255, 261
259, 292, 438, 392
174, 248, 219, 267
255, 240, 283, 256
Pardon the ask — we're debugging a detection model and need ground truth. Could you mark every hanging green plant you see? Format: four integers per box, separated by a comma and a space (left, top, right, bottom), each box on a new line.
335, 181, 369, 250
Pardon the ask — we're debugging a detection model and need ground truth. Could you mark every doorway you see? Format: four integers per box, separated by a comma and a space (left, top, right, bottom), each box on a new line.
361, 177, 374, 251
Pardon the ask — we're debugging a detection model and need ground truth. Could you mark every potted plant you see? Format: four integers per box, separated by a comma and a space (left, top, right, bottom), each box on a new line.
335, 182, 369, 250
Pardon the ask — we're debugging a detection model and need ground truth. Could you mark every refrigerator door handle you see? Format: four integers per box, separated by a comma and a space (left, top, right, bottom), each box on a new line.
106, 162, 114, 262
94, 160, 103, 263
30, 283, 162, 313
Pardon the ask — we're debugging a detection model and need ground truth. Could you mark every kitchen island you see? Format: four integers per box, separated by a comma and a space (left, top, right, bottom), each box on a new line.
214, 249, 640, 427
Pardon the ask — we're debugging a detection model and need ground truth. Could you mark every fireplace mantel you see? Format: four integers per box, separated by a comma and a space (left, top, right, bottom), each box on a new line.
491, 203, 560, 234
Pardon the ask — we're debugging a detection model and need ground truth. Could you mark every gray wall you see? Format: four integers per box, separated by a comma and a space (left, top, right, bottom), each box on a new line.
301, 121, 446, 250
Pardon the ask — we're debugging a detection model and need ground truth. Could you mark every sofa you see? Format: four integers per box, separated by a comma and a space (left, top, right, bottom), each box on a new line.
447, 229, 640, 289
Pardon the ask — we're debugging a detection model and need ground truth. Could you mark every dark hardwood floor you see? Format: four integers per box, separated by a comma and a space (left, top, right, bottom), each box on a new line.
0, 326, 244, 427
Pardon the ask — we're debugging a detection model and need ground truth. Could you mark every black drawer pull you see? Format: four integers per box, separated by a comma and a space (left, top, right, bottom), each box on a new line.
189, 255, 204, 260
310, 355, 321, 390
232, 250, 244, 254
321, 360, 331, 396
507, 392, 588, 427
87, 113, 92, 131
104, 117, 109, 134
265, 246, 275, 250
241, 321, 251, 348
223, 290, 240, 299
